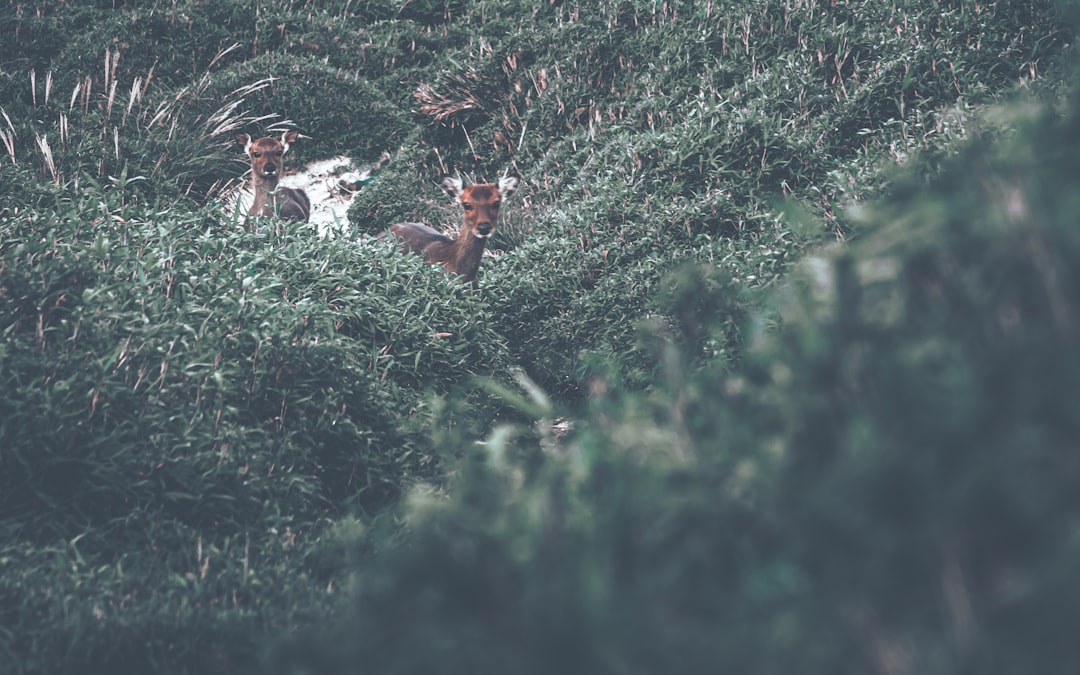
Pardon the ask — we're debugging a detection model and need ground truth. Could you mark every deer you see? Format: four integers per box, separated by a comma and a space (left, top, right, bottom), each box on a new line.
390, 174, 520, 287
235, 130, 311, 223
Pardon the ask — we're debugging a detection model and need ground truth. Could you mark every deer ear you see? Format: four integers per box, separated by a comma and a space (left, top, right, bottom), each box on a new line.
497, 175, 520, 198
281, 130, 301, 149
440, 175, 464, 199
235, 133, 252, 152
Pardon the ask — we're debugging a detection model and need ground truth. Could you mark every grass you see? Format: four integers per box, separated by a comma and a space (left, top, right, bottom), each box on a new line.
0, 0, 1076, 672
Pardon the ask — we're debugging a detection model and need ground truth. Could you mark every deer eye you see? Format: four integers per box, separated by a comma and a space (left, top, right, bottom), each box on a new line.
462, 202, 474, 211
252, 151, 261, 158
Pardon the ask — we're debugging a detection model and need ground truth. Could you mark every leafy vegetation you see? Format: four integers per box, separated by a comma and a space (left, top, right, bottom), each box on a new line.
280, 92, 1080, 675
1, 0, 1077, 672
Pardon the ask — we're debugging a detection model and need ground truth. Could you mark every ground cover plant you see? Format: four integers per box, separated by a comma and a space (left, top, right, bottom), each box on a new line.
0, 0, 1076, 672
274, 90, 1080, 675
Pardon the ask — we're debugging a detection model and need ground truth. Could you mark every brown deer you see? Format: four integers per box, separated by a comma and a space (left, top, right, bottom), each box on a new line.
235, 130, 311, 223
390, 175, 520, 286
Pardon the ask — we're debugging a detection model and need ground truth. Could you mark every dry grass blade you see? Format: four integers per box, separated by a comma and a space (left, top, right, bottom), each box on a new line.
231, 77, 278, 100
205, 99, 246, 137
69, 80, 81, 111
207, 42, 241, 71
414, 82, 484, 123
142, 65, 155, 98
147, 97, 175, 129
0, 107, 15, 136
0, 132, 14, 163
103, 48, 120, 91
78, 76, 93, 113
202, 79, 277, 140
0, 131, 14, 162
125, 76, 143, 122
106, 79, 118, 120
0, 107, 15, 161
35, 133, 58, 183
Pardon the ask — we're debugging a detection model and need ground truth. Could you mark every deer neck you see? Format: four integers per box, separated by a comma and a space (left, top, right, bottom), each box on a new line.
251, 174, 284, 211
448, 229, 488, 280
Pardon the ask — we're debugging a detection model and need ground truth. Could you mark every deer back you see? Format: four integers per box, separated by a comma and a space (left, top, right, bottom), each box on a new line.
389, 221, 483, 280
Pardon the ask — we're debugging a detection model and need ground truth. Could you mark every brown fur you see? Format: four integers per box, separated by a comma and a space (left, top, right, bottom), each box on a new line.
391, 175, 520, 286
236, 130, 311, 223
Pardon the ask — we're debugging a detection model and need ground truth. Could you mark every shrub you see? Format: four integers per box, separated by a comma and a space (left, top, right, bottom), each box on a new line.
209, 54, 415, 162
0, 179, 514, 670
267, 88, 1080, 675
1, 1, 1075, 672
346, 153, 447, 236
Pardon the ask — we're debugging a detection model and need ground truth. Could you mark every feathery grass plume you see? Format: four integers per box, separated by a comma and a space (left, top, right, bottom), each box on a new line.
124, 76, 142, 123
68, 79, 81, 111
34, 133, 57, 183
0, 108, 14, 162
415, 79, 485, 124
105, 78, 118, 123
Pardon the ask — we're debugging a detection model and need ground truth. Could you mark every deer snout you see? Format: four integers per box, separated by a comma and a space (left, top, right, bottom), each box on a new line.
260, 162, 278, 176
476, 221, 493, 237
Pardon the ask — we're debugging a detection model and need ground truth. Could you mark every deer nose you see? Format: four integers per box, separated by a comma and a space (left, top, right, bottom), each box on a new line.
476, 221, 492, 236
262, 163, 278, 175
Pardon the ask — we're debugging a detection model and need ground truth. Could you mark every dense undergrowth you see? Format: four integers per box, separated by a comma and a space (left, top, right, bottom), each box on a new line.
283, 91, 1080, 675
1, 0, 1077, 672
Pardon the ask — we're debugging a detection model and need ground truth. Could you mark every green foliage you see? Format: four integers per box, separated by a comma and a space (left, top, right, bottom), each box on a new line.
0, 176, 512, 670
410, 0, 1067, 399
483, 169, 793, 399
211, 54, 415, 161
0, 532, 330, 674
346, 154, 449, 236
269, 90, 1080, 675
0, 0, 1076, 672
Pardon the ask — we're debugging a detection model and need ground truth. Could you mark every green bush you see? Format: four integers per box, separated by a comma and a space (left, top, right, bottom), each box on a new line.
0, 179, 516, 670
0, 529, 335, 674
346, 154, 448, 236
211, 54, 415, 162
1, 0, 1076, 672
269, 89, 1080, 675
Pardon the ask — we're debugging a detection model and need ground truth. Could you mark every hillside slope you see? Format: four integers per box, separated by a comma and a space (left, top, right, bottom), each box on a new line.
0, 0, 1075, 672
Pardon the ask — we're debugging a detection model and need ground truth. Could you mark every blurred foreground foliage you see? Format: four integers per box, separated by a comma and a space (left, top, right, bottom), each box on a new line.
270, 93, 1080, 674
